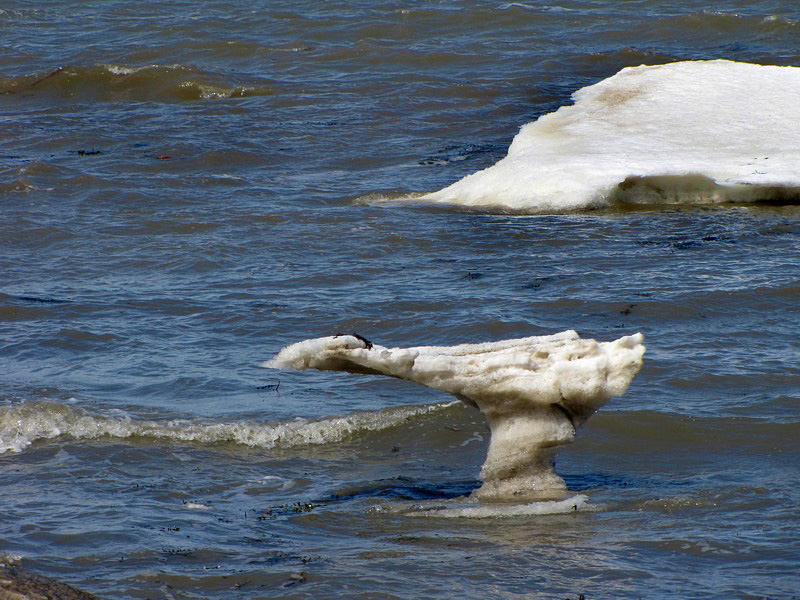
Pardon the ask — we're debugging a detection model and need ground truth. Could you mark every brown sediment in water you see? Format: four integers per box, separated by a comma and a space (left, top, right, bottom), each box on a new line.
0, 564, 100, 600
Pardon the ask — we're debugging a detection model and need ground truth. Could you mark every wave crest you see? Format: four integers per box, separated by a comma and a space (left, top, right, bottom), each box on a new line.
0, 64, 273, 103
0, 400, 455, 455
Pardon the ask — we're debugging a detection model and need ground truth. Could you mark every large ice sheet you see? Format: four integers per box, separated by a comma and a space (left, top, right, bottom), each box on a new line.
421, 60, 800, 212
265, 331, 645, 499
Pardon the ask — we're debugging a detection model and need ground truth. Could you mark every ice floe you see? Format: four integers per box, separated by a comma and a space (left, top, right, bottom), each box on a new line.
420, 60, 800, 212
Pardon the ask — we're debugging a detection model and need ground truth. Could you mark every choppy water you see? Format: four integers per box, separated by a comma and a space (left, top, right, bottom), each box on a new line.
2, 1, 799, 597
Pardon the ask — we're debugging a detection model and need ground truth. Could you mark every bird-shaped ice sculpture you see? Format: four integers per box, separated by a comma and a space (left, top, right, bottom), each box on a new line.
265, 330, 645, 499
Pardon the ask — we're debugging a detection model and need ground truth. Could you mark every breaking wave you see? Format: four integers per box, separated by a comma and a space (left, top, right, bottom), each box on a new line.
0, 64, 273, 103
0, 400, 456, 455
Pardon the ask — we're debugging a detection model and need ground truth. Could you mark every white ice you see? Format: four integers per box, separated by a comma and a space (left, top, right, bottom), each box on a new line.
372, 493, 594, 518
420, 60, 800, 212
405, 494, 593, 518
265, 331, 645, 499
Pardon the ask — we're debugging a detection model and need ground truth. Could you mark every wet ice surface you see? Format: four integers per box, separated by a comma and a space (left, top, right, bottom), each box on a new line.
422, 61, 800, 212
267, 331, 644, 500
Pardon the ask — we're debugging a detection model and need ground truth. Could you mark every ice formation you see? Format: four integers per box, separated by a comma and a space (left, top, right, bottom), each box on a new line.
420, 60, 800, 212
265, 331, 645, 499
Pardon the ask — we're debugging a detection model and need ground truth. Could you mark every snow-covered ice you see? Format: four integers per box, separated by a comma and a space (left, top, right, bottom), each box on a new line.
421, 60, 800, 212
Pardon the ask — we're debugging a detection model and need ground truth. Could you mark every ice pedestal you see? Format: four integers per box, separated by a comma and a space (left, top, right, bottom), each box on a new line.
265, 330, 645, 498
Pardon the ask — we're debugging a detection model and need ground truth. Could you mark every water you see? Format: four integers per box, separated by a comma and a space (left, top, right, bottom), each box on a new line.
2, 0, 799, 597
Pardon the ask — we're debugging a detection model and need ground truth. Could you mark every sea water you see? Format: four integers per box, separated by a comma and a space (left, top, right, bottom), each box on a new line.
1, 0, 799, 597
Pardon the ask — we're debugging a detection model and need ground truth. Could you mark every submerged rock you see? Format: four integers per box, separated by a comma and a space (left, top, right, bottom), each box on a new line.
0, 564, 99, 600
265, 330, 645, 499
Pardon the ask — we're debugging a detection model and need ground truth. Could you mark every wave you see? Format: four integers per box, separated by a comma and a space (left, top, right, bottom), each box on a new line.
0, 64, 272, 103
417, 60, 800, 213
674, 10, 799, 32
0, 400, 455, 455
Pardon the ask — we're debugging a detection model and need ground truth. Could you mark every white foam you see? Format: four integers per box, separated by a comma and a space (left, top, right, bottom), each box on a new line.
0, 553, 23, 567
266, 331, 645, 498
0, 400, 453, 455
183, 502, 213, 511
103, 63, 186, 76
104, 64, 146, 75
420, 60, 800, 212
